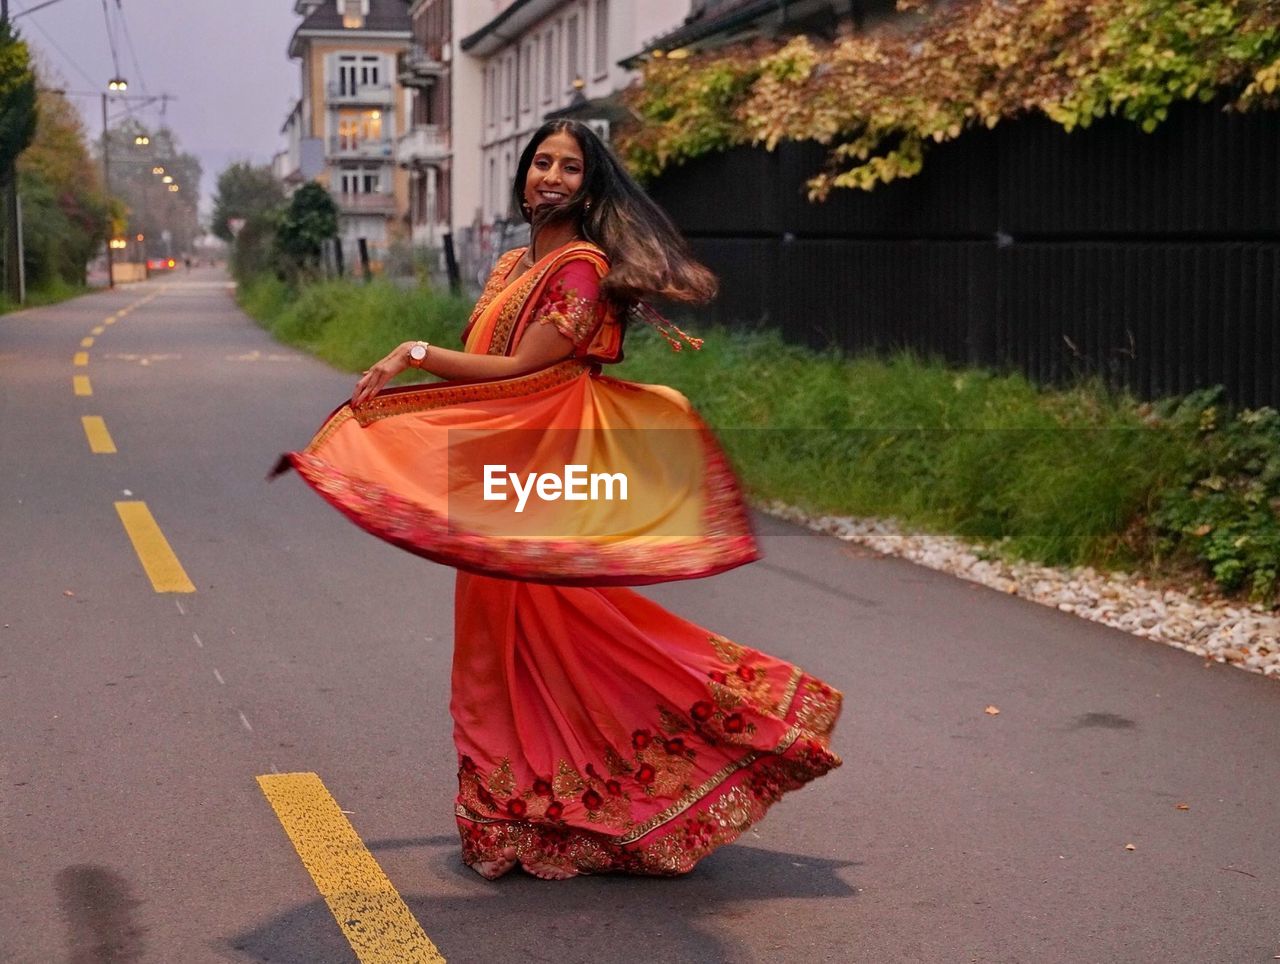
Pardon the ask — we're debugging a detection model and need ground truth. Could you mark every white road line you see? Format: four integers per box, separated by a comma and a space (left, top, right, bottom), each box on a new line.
238, 711, 253, 732
213, 668, 225, 686
192, 632, 203, 648
175, 600, 186, 615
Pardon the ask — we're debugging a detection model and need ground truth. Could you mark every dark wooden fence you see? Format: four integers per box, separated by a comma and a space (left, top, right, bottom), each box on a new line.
646, 101, 1280, 408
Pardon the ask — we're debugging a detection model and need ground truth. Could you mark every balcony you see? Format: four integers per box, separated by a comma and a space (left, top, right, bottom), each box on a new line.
328, 136, 395, 160
337, 193, 396, 215
397, 44, 446, 88
397, 125, 450, 167
327, 82, 394, 106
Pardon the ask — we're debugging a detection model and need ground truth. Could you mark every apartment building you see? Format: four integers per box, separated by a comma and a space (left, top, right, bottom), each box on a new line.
396, 2, 689, 284
279, 0, 413, 260
460, 0, 690, 229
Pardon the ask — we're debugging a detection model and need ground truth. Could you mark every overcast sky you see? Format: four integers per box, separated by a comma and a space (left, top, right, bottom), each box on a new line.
14, 0, 303, 216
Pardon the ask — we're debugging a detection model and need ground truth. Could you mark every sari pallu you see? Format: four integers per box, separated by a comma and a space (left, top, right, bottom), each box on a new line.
283, 240, 842, 876
283, 242, 758, 585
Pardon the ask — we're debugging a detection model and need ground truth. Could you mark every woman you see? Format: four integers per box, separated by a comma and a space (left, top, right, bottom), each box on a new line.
282, 121, 841, 880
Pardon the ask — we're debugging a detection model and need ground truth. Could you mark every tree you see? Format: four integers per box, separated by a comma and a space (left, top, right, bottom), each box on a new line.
211, 161, 283, 243
274, 181, 337, 279
0, 19, 37, 299
17, 82, 109, 287
0, 20, 36, 171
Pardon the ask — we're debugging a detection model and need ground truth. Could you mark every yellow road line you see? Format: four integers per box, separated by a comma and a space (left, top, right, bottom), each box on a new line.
92, 325, 105, 335
73, 351, 88, 366
257, 773, 445, 964
73, 375, 92, 396
81, 416, 117, 454
113, 501, 196, 593
104, 316, 116, 325
81, 336, 94, 348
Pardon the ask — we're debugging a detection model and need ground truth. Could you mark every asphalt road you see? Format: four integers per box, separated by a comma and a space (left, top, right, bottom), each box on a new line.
2, 269, 1277, 964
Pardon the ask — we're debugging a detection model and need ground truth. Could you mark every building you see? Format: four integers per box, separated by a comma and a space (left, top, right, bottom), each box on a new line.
620, 0, 898, 63
395, 2, 693, 285
458, 1, 691, 249
279, 0, 413, 263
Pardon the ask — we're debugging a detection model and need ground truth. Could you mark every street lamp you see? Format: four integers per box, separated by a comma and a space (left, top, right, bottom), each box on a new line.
108, 77, 127, 91
134, 134, 149, 145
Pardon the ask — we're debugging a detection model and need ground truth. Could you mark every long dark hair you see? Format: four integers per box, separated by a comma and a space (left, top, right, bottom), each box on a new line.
511, 120, 717, 306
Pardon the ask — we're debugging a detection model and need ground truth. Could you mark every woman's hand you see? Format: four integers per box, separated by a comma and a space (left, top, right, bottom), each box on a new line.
352, 342, 412, 407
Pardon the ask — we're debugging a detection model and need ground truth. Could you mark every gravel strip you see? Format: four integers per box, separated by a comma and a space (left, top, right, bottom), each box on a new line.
763, 501, 1280, 679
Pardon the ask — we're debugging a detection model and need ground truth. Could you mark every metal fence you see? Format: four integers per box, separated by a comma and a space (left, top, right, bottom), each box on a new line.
646, 100, 1280, 408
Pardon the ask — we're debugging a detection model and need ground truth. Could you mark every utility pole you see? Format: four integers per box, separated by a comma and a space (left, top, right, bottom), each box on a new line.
101, 92, 113, 289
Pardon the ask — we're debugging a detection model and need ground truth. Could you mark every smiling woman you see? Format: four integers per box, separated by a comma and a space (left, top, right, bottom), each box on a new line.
280, 119, 842, 883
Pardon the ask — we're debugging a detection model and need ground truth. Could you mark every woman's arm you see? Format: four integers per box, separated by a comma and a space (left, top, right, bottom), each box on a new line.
350, 318, 575, 407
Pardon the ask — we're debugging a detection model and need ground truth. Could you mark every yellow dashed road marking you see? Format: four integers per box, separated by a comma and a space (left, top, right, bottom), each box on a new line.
80, 336, 94, 348
257, 773, 445, 964
73, 376, 92, 397
104, 316, 116, 325
73, 352, 88, 366
81, 416, 117, 454
92, 326, 105, 335
113, 501, 195, 593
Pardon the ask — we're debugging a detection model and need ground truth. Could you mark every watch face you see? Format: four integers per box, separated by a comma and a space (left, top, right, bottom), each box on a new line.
410, 344, 427, 360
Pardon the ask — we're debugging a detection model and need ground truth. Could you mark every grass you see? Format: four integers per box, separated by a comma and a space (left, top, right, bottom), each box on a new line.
0, 278, 90, 314
239, 274, 472, 374
241, 274, 1204, 578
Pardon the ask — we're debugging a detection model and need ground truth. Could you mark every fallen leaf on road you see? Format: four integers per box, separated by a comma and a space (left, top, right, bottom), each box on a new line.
984, 705, 1000, 715
63, 590, 74, 597
1124, 843, 1136, 851
1175, 803, 1190, 811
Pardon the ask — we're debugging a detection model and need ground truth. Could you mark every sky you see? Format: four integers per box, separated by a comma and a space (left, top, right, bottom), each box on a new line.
13, 0, 304, 217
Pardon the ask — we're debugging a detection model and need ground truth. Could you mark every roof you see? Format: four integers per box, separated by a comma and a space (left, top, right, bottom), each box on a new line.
623, 0, 779, 63
459, 0, 562, 57
289, 0, 412, 57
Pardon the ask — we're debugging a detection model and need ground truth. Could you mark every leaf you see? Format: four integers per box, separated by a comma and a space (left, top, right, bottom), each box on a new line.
1175, 803, 1190, 810
984, 705, 1001, 715
1124, 843, 1136, 851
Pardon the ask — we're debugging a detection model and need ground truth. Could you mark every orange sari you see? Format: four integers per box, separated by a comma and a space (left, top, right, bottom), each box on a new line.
285, 241, 841, 875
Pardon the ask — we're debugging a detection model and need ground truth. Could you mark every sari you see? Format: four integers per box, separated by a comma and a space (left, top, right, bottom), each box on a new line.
284, 240, 842, 875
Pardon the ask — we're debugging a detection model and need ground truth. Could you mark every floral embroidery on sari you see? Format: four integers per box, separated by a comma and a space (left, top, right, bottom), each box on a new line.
452, 629, 842, 876
454, 707, 841, 876
533, 265, 603, 347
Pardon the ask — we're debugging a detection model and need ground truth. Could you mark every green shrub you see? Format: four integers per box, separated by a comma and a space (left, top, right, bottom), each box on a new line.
1150, 389, 1280, 604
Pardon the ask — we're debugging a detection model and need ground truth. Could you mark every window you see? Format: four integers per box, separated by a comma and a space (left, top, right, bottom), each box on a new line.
542, 29, 556, 103
341, 0, 364, 29
336, 109, 383, 150
593, 0, 608, 78
488, 157, 497, 217
339, 164, 382, 194
487, 64, 498, 128
520, 41, 533, 112
504, 53, 515, 121
335, 54, 381, 95
566, 14, 579, 88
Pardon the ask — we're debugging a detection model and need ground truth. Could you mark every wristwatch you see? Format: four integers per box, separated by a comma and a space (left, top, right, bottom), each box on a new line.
408, 340, 430, 367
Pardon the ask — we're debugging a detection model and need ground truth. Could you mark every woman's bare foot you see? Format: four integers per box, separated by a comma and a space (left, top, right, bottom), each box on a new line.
522, 861, 578, 880
470, 845, 517, 880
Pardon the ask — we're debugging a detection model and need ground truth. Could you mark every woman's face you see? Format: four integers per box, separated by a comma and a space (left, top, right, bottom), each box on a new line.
524, 130, 585, 214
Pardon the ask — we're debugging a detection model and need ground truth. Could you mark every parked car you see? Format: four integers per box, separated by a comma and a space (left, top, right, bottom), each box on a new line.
147, 258, 177, 272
